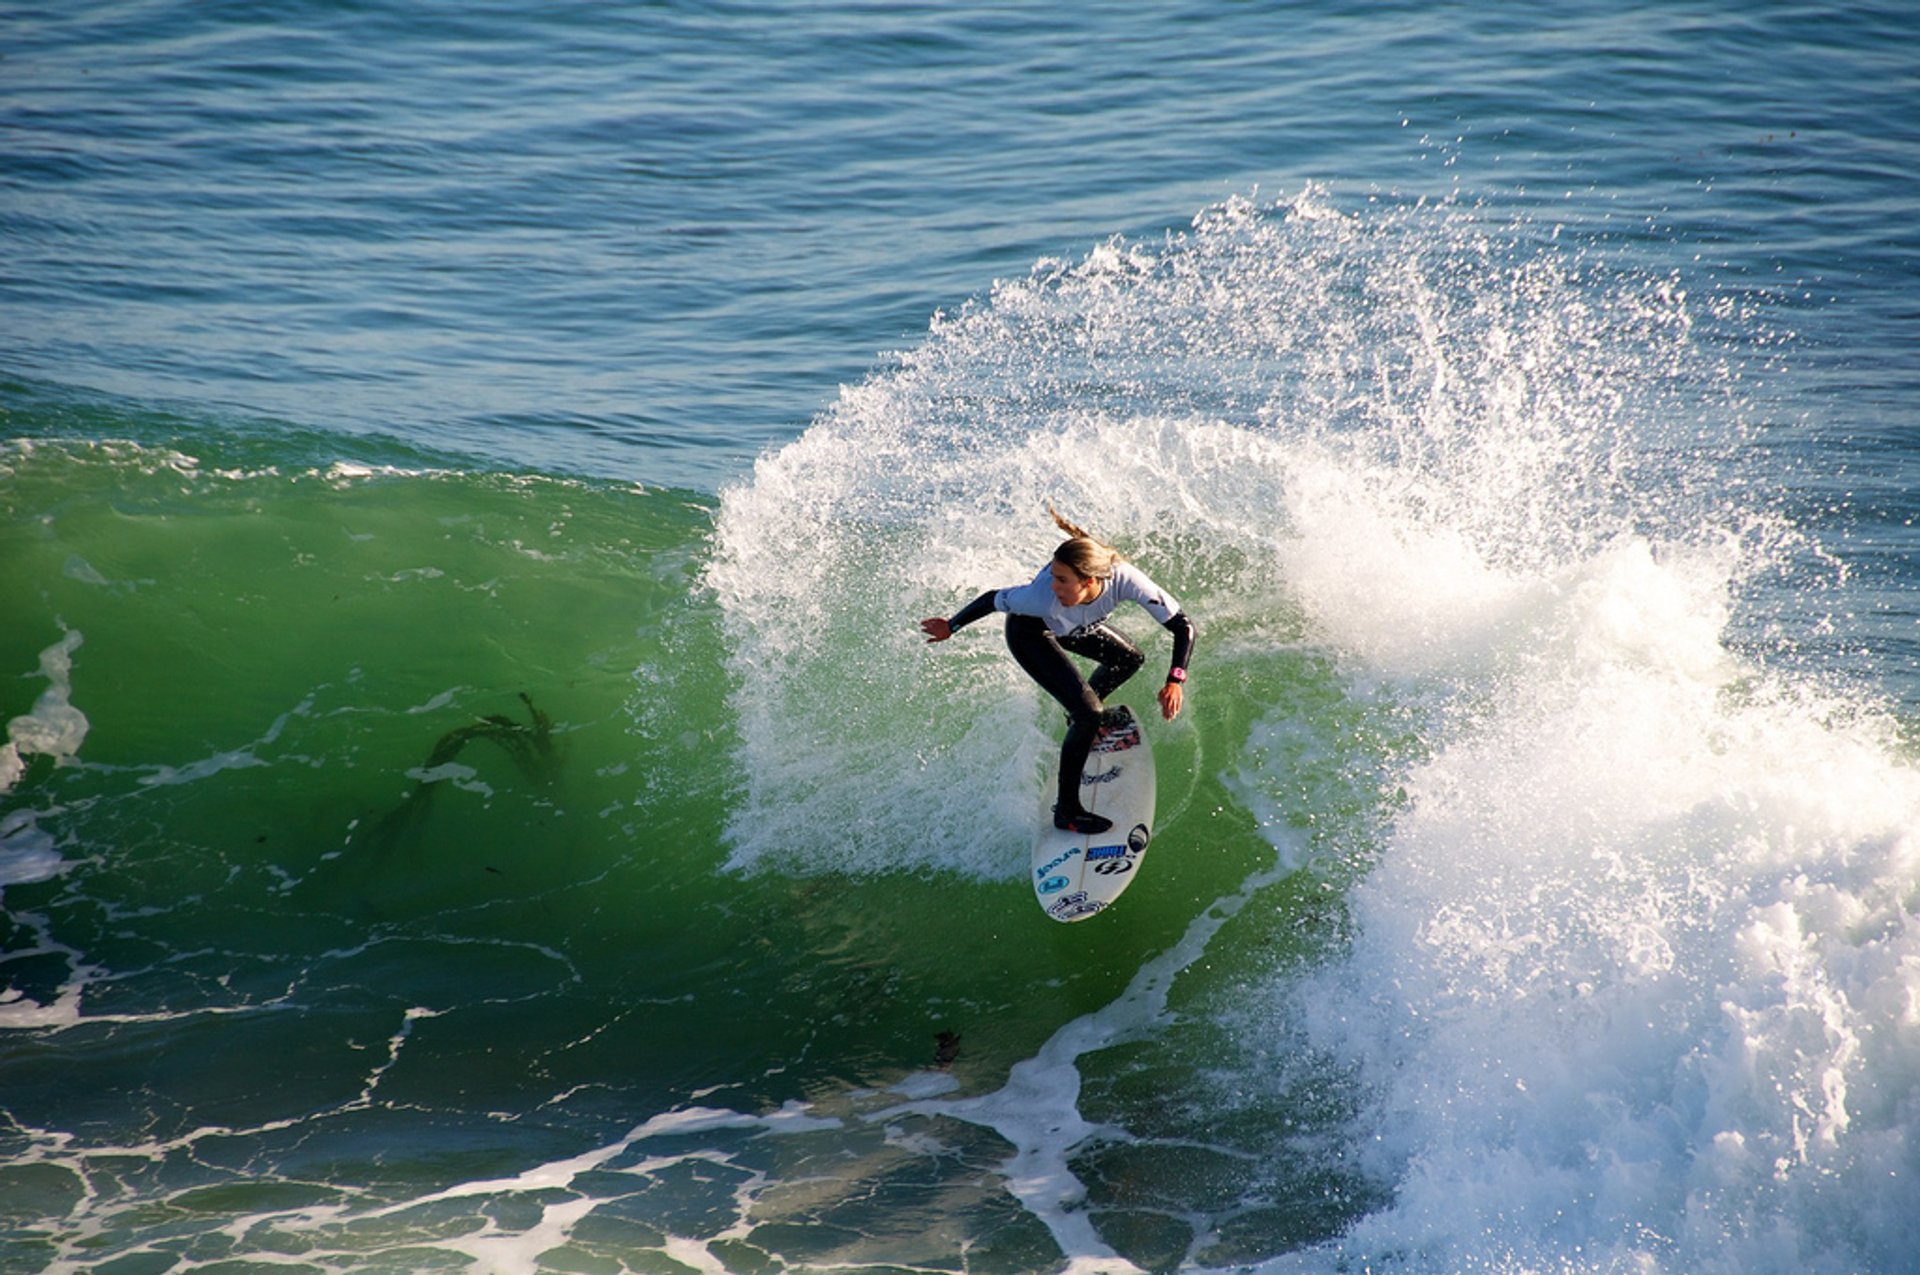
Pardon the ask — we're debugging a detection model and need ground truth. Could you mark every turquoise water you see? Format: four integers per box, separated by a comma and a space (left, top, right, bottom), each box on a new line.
5, 3, 1920, 1272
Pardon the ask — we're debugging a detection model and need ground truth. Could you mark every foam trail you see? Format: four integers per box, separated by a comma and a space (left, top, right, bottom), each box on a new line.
879, 848, 1298, 1272
0, 811, 64, 890
2, 629, 88, 797
1, 630, 88, 891
0, 907, 96, 1027
31, 1070, 836, 1274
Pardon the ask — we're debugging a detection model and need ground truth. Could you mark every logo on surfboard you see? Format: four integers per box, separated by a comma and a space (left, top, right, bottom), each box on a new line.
1035, 846, 1081, 879
1046, 890, 1105, 920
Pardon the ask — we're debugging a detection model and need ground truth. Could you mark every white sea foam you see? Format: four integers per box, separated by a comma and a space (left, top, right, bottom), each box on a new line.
255, 851, 1295, 1275
1244, 491, 1920, 1267
0, 812, 65, 889
709, 187, 1713, 884
878, 848, 1297, 1274
710, 189, 1915, 1269
134, 693, 311, 788
22, 1095, 847, 1275
1230, 342, 1920, 1275
2, 630, 90, 890
2, 629, 89, 794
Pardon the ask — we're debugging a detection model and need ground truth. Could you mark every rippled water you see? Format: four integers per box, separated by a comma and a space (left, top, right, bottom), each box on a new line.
4, 2, 1918, 1272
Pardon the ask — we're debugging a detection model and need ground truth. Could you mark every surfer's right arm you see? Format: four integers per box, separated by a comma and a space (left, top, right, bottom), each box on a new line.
920, 590, 998, 643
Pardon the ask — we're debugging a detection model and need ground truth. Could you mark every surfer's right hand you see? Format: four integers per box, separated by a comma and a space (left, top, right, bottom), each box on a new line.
920, 617, 952, 643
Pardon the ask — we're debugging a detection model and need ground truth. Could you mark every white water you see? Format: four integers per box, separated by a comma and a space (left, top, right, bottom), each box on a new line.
1260, 485, 1920, 1273
708, 190, 1920, 1269
0, 630, 88, 889
708, 188, 1711, 876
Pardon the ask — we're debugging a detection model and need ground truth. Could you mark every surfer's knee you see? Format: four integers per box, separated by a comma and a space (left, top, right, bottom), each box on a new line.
1063, 698, 1116, 736
1086, 650, 1141, 701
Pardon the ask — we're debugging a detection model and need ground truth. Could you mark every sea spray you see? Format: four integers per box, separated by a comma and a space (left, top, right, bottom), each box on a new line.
703, 187, 1871, 1270
1217, 265, 1920, 1270
707, 188, 1725, 881
712, 187, 1918, 1272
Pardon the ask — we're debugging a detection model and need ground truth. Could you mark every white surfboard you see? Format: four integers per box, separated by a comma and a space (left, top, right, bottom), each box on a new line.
1030, 705, 1157, 923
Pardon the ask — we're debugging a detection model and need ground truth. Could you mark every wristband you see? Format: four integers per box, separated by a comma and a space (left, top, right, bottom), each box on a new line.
1166, 667, 1187, 684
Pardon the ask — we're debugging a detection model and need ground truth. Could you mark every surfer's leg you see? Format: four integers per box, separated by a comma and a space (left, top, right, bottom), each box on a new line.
1046, 720, 1113, 833
1005, 615, 1102, 723
1062, 623, 1145, 700
1005, 616, 1112, 833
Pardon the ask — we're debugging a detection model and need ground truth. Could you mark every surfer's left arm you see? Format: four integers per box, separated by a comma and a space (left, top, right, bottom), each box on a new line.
1157, 611, 1195, 720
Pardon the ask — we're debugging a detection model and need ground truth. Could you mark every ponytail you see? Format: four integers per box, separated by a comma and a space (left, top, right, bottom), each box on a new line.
1046, 504, 1121, 580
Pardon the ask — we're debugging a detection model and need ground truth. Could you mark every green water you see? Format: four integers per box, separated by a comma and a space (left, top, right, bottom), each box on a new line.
2, 417, 1383, 1271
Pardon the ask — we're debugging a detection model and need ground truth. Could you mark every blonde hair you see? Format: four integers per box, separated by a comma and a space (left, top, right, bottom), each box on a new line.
1047, 505, 1121, 580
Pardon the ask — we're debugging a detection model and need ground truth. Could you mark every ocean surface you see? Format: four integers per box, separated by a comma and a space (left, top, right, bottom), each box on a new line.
4, 2, 1918, 1271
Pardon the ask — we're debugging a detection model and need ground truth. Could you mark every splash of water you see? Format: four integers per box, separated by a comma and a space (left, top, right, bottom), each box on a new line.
710, 188, 1919, 1271
707, 187, 1729, 877
1267, 503, 1920, 1273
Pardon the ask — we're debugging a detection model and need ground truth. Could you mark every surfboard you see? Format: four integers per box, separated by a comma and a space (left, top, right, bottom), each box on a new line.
1030, 705, 1156, 923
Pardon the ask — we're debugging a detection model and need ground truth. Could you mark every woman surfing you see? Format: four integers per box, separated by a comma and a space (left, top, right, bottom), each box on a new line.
920, 509, 1196, 835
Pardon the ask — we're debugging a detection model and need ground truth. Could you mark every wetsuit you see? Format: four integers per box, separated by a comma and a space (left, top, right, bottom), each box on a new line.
946, 562, 1196, 828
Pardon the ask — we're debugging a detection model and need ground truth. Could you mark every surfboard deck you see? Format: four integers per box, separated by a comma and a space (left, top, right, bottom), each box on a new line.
1031, 705, 1157, 923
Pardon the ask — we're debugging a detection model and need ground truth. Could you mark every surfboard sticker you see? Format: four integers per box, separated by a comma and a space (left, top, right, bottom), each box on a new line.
1030, 706, 1157, 923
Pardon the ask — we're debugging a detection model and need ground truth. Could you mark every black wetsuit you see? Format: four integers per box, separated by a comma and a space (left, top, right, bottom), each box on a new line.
945, 567, 1195, 828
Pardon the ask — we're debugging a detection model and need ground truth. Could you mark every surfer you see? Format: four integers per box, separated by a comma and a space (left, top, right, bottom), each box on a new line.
920, 509, 1195, 836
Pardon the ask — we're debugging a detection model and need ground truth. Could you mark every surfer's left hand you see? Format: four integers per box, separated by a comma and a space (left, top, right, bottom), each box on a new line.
1158, 682, 1183, 721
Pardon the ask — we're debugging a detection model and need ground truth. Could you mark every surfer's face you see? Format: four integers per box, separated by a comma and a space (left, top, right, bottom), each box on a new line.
1050, 560, 1102, 607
